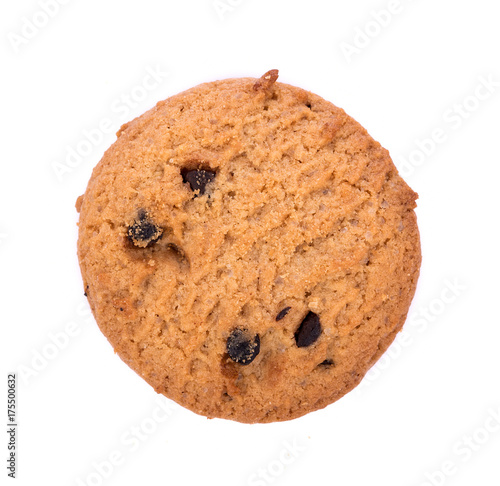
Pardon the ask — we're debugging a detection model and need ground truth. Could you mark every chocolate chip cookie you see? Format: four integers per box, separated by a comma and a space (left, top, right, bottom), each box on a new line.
76, 70, 421, 423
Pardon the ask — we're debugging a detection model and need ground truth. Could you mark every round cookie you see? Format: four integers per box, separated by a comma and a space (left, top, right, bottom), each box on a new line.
76, 70, 421, 423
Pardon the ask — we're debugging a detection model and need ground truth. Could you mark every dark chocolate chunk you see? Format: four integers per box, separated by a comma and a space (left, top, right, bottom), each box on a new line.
181, 169, 216, 196
294, 312, 321, 347
276, 306, 291, 321
226, 328, 260, 365
127, 210, 163, 247
318, 359, 334, 367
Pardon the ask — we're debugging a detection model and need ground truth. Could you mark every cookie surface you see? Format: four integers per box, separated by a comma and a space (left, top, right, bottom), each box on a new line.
76, 70, 421, 423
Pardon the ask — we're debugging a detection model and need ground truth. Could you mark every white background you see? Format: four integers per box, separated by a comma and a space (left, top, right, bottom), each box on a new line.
1, 1, 499, 485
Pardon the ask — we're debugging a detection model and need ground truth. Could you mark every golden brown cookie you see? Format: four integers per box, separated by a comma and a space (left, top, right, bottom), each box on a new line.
76, 70, 421, 423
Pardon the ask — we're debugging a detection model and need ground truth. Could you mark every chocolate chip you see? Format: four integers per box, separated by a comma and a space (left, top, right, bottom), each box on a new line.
127, 210, 163, 247
226, 328, 260, 365
319, 359, 334, 367
181, 169, 216, 196
276, 307, 291, 321
294, 312, 321, 347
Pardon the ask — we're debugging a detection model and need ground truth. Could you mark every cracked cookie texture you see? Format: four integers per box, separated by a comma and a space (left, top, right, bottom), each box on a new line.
76, 70, 421, 423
